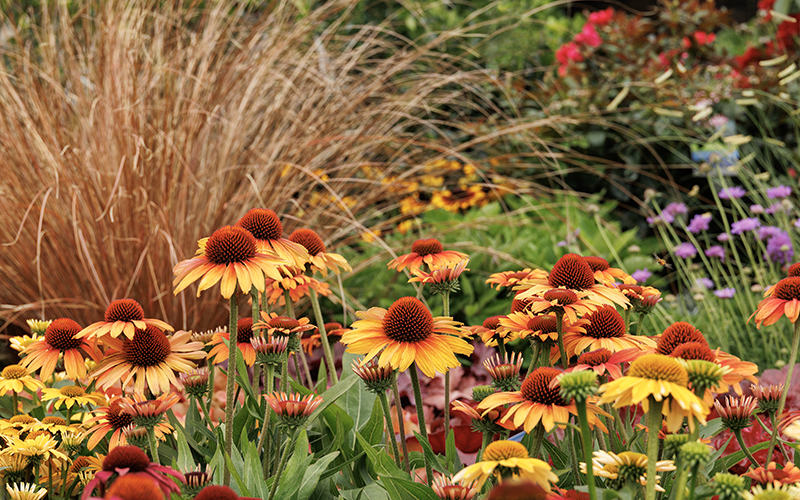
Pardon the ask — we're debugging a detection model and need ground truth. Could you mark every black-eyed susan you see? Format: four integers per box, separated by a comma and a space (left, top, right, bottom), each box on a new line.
76, 299, 173, 342
515, 254, 630, 309
20, 318, 102, 381
40, 385, 104, 410
478, 367, 609, 433
339, 297, 473, 377
91, 327, 204, 395
207, 318, 257, 367
582, 450, 675, 491
173, 225, 288, 299
562, 305, 655, 358
288, 228, 351, 276
597, 354, 708, 432
451, 440, 557, 491
486, 269, 548, 292
0, 365, 44, 396
235, 208, 310, 268
387, 238, 468, 272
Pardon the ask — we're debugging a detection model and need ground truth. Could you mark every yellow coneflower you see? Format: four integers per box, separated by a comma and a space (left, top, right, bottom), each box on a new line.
340, 297, 473, 377
40, 385, 104, 410
5, 483, 47, 500
0, 365, 44, 396
76, 299, 173, 342
2, 434, 70, 466
387, 238, 468, 272
741, 484, 800, 500
20, 318, 102, 381
0, 415, 41, 436
235, 208, 311, 268
583, 450, 675, 491
288, 228, 351, 277
451, 440, 557, 491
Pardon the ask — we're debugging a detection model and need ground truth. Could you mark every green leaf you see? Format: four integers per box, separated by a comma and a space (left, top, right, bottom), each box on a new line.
301, 375, 358, 431
341, 351, 379, 436
445, 429, 462, 474
379, 476, 438, 500
296, 452, 341, 500
276, 429, 313, 500
358, 398, 385, 446
173, 420, 196, 472
339, 484, 390, 500
412, 431, 447, 474
242, 440, 270, 499
354, 432, 406, 479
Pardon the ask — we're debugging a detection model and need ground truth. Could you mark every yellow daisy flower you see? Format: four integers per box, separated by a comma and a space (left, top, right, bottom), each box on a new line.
5, 483, 47, 500
582, 450, 675, 491
0, 365, 44, 396
451, 440, 557, 491
40, 386, 105, 410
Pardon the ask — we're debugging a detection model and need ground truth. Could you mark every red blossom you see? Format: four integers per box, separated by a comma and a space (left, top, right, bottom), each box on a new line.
777, 16, 800, 49
694, 31, 716, 45
574, 23, 602, 48
588, 8, 614, 26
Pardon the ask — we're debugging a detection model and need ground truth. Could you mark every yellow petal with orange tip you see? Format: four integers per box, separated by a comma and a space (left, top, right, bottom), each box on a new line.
786, 299, 800, 322
173, 260, 216, 292
195, 264, 225, 294
219, 265, 239, 298
233, 262, 252, 293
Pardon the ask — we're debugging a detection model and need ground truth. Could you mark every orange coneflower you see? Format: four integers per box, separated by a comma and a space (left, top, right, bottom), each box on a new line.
408, 259, 469, 288
486, 269, 548, 292
235, 208, 310, 268
254, 313, 316, 339
91, 327, 205, 395
524, 289, 601, 324
750, 277, 800, 327
302, 322, 349, 355
478, 367, 609, 433
173, 225, 288, 299
565, 348, 641, 381
500, 313, 586, 345
288, 228, 351, 277
655, 322, 709, 355
77, 299, 173, 342
262, 267, 331, 306
21, 318, 102, 381
468, 316, 513, 347
515, 254, 629, 309
82, 398, 169, 450
562, 306, 655, 358
584, 256, 636, 286
744, 463, 800, 488
387, 238, 468, 272
208, 318, 257, 367
715, 350, 758, 396
340, 297, 473, 377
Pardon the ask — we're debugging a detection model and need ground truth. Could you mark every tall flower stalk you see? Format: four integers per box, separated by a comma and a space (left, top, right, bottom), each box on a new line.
223, 295, 238, 487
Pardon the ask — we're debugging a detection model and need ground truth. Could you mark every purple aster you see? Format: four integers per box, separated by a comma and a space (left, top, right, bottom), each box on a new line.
718, 186, 746, 199
664, 202, 688, 216
631, 269, 652, 283
795, 219, 800, 229
718, 233, 730, 242
686, 213, 712, 233
750, 204, 764, 214
757, 226, 784, 241
714, 287, 736, 299
765, 231, 794, 265
695, 277, 715, 289
731, 217, 761, 235
674, 242, 697, 258
704, 245, 726, 261
766, 202, 790, 215
767, 185, 792, 199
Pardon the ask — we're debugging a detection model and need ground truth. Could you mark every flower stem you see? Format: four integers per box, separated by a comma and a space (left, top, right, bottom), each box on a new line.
392, 372, 411, 475
379, 391, 401, 468
528, 423, 545, 459
637, 313, 646, 336
687, 463, 701, 500
310, 288, 338, 385
497, 337, 506, 359
477, 431, 493, 462
766, 319, 800, 464
195, 395, 215, 430
223, 294, 239, 487
567, 426, 582, 485
261, 364, 275, 477
409, 363, 432, 485
147, 427, 160, 465
267, 428, 296, 500
645, 398, 664, 500
442, 291, 451, 466
576, 400, 598, 500
734, 428, 761, 469
11, 391, 17, 416
526, 341, 541, 378
251, 286, 260, 321
556, 312, 569, 369
673, 457, 689, 500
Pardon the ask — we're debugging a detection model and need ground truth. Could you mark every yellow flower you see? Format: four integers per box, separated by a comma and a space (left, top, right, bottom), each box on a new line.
2, 434, 70, 465
451, 440, 557, 491
5, 483, 47, 500
582, 450, 675, 491
40, 386, 105, 410
0, 365, 44, 396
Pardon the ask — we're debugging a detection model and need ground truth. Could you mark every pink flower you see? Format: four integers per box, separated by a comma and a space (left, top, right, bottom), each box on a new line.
574, 23, 601, 48
694, 31, 716, 45
588, 8, 614, 26
556, 42, 583, 64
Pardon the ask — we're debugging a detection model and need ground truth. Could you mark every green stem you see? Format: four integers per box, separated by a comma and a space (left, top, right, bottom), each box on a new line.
392, 372, 411, 475
528, 423, 545, 459
195, 395, 215, 430
526, 341, 541, 378
310, 288, 339, 385
223, 295, 239, 487
442, 292, 451, 466
280, 356, 288, 393
734, 428, 761, 469
379, 391, 402, 468
624, 308, 631, 335
11, 392, 17, 416
477, 431, 493, 462
33, 462, 39, 485
687, 463, 700, 500
567, 426, 582, 485
766, 319, 800, 464
645, 398, 664, 500
251, 286, 260, 321
577, 401, 598, 500
297, 347, 313, 388
66, 406, 72, 425
147, 427, 160, 465
767, 412, 791, 461
673, 458, 690, 500
267, 429, 296, 500
556, 312, 569, 369
497, 337, 506, 359
47, 459, 52, 500
208, 362, 216, 418
284, 289, 294, 318
637, 313, 646, 336
409, 363, 433, 485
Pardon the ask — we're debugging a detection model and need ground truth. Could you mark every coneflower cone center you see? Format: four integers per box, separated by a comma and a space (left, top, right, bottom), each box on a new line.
774, 277, 800, 301
627, 354, 689, 386
619, 284, 644, 295
70, 456, 92, 472
9, 414, 36, 424
237, 318, 254, 344
106, 400, 134, 429
289, 228, 325, 255
548, 254, 596, 290
205, 225, 258, 265
2, 365, 28, 379
42, 416, 66, 426
657, 322, 708, 355
123, 325, 170, 367
521, 367, 567, 405
543, 289, 578, 305
584, 256, 610, 272
45, 318, 84, 350
585, 306, 626, 338
236, 208, 283, 241
102, 445, 150, 472
270, 317, 300, 330
483, 440, 529, 461
578, 348, 612, 366
670, 342, 715, 362
196, 485, 240, 500
411, 238, 443, 256
383, 297, 434, 343
511, 296, 532, 313
107, 475, 163, 500
104, 299, 145, 323
483, 315, 504, 330
60, 385, 85, 398
788, 263, 800, 278
527, 316, 557, 334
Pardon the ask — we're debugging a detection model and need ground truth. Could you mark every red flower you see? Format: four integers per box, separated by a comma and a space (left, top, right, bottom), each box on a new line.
588, 8, 614, 26
556, 42, 584, 65
694, 31, 716, 46
778, 16, 800, 49
574, 24, 601, 48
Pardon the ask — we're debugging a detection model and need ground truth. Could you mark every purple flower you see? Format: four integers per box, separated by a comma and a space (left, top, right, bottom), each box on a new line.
766, 202, 790, 215
767, 185, 792, 199
750, 204, 764, 214
704, 245, 726, 261
731, 217, 761, 235
765, 230, 794, 265
795, 219, 800, 229
714, 287, 736, 299
631, 269, 652, 283
758, 226, 784, 241
674, 242, 697, 258
664, 202, 688, 216
718, 233, 730, 242
719, 186, 746, 199
695, 277, 715, 289
687, 213, 712, 233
